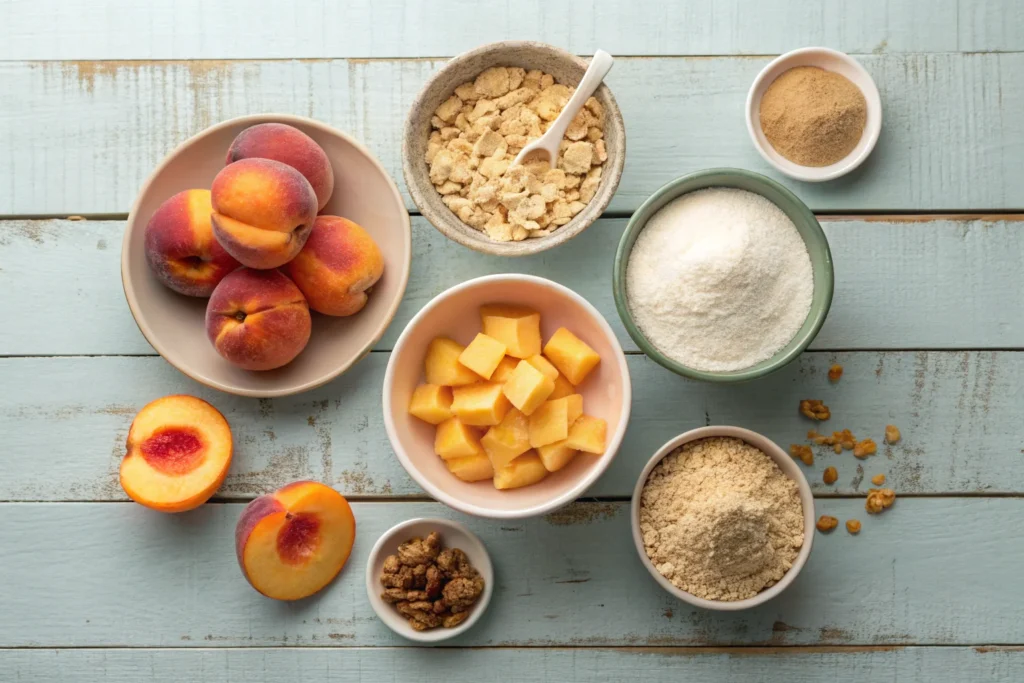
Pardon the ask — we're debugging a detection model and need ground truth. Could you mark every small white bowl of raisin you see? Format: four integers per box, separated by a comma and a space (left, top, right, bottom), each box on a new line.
365, 517, 494, 642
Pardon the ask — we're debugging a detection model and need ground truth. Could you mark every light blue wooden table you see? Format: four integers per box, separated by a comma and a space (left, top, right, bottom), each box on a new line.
3, 1, 1024, 680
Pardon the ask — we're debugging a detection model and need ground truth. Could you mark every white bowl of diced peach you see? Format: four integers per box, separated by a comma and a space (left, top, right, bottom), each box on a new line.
383, 274, 632, 519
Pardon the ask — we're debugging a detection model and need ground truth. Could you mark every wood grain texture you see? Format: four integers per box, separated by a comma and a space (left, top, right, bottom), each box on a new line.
3, 217, 1024, 357
2, 53, 1022, 215
1, 499, 1020, 647
4, 647, 1023, 682
1, 349, 1019, 502
6, 0, 1016, 60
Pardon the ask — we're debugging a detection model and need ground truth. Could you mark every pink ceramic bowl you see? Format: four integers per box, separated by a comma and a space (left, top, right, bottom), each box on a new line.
122, 114, 411, 397
383, 274, 632, 519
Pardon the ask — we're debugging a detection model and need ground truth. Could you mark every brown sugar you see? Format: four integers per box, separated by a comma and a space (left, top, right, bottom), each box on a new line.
760, 66, 867, 167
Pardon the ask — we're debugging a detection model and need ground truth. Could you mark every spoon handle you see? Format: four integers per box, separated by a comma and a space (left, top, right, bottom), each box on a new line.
545, 49, 615, 143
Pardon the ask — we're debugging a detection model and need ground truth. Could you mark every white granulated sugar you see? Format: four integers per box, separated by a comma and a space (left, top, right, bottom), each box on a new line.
626, 188, 813, 372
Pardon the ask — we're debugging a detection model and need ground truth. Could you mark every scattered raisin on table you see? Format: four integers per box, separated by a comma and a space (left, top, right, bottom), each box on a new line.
846, 519, 862, 534
828, 364, 844, 382
865, 488, 896, 514
816, 515, 839, 532
871, 474, 886, 486
823, 466, 838, 485
790, 444, 814, 466
799, 399, 831, 420
884, 424, 901, 444
853, 438, 877, 459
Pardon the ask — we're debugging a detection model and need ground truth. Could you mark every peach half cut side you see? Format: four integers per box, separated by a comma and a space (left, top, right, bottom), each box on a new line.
119, 395, 233, 513
235, 481, 356, 601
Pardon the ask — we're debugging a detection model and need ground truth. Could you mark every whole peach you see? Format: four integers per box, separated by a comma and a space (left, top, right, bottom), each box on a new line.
206, 268, 312, 371
144, 189, 240, 297
226, 123, 335, 211
283, 216, 384, 317
211, 158, 318, 270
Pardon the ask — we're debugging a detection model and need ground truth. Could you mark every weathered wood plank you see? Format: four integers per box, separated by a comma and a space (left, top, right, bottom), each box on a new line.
0, 499, 1020, 646
6, 0, 1010, 60
3, 217, 1024, 357
2, 53, 1021, 215
4, 647, 1023, 682
1, 350, 1019, 501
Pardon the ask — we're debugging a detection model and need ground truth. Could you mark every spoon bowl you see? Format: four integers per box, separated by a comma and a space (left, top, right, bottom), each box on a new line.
512, 49, 615, 168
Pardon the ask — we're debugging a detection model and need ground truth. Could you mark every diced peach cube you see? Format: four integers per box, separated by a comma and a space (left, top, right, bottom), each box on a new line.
408, 384, 454, 425
480, 304, 542, 359
525, 354, 559, 381
502, 360, 555, 416
458, 333, 507, 380
434, 417, 484, 460
564, 394, 584, 423
493, 451, 549, 490
481, 408, 531, 470
446, 453, 495, 482
536, 441, 578, 472
528, 395, 583, 448
543, 327, 601, 385
548, 372, 576, 400
425, 337, 483, 387
565, 414, 607, 454
451, 382, 511, 426
490, 355, 519, 384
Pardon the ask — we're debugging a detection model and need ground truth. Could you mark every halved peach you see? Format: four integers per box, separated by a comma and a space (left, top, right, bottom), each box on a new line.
235, 481, 356, 601
119, 395, 233, 513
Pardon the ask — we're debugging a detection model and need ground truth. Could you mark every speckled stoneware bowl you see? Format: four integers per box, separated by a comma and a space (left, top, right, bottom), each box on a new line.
403, 41, 625, 257
613, 168, 834, 383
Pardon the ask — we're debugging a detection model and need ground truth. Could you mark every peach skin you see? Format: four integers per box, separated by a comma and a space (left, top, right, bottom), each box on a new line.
210, 158, 318, 269
119, 395, 233, 512
282, 216, 384, 316
144, 189, 240, 297
235, 481, 356, 600
226, 123, 335, 211
206, 268, 312, 371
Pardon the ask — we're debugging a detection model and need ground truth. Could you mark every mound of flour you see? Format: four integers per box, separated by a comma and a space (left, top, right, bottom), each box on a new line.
625, 188, 813, 372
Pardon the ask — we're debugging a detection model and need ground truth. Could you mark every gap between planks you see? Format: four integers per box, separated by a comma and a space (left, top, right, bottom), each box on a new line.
1, 644, 1022, 652
9, 347, 1024, 359
5, 492, 1024, 504
2, 211, 1023, 222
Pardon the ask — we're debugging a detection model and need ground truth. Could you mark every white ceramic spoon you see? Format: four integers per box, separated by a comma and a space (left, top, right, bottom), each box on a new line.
512, 49, 615, 168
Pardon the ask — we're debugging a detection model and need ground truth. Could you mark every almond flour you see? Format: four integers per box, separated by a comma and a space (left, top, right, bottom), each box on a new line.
639, 437, 804, 601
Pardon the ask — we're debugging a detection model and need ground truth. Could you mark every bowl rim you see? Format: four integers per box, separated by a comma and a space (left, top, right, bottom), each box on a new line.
121, 113, 412, 398
629, 425, 815, 611
382, 273, 633, 519
364, 516, 495, 642
612, 167, 834, 383
401, 39, 626, 257
745, 46, 883, 183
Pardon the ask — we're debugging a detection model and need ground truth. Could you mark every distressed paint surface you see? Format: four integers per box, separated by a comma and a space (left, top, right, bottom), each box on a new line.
3, 0, 1024, 673
3, 647, 1024, 682
0, 499, 1021, 647
3, 217, 1024, 356
4, 0, 1014, 60
0, 351, 1020, 501
1, 53, 1022, 215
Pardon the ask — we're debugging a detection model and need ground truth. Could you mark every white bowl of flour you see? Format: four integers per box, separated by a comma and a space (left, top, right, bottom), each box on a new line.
613, 168, 833, 382
631, 425, 815, 610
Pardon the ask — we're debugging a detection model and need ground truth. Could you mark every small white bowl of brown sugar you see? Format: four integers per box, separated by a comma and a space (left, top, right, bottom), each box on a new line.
403, 41, 625, 256
631, 426, 815, 610
746, 47, 882, 183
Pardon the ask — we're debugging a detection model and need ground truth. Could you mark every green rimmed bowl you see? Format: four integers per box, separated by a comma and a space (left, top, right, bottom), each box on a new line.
612, 168, 833, 383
